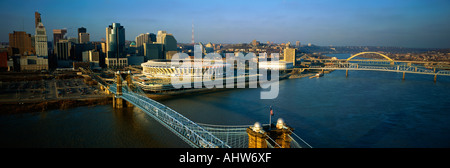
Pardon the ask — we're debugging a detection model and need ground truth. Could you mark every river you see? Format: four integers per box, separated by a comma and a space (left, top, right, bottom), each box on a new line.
1, 54, 450, 148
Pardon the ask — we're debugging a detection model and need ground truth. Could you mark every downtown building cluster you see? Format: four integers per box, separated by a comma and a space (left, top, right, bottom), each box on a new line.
0, 12, 178, 72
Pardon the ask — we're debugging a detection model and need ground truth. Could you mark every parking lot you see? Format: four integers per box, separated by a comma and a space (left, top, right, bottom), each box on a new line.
0, 78, 106, 102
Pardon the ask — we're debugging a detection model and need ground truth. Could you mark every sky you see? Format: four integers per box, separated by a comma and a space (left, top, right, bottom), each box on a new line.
1, 0, 450, 48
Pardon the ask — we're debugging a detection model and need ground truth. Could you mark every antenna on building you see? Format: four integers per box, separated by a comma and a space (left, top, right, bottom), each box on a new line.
191, 20, 194, 45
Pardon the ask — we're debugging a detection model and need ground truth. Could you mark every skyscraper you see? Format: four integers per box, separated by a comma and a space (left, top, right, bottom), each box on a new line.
79, 32, 90, 44
35, 12, 41, 28
135, 33, 155, 56
78, 27, 87, 43
35, 22, 48, 56
283, 47, 296, 66
56, 40, 71, 60
53, 29, 67, 52
156, 30, 177, 60
105, 23, 127, 68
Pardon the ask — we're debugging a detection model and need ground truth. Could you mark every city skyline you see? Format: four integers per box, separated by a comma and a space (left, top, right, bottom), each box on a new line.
0, 0, 450, 48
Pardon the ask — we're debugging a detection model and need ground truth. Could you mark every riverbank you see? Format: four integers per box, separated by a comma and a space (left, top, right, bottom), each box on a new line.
0, 70, 328, 113
0, 96, 112, 114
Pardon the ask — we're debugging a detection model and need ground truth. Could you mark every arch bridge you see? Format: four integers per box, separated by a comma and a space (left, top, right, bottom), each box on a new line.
345, 52, 394, 62
304, 52, 450, 81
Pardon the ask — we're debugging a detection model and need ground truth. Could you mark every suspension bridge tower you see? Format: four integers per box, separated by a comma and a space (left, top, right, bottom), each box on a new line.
247, 118, 293, 148
113, 70, 134, 108
113, 71, 124, 108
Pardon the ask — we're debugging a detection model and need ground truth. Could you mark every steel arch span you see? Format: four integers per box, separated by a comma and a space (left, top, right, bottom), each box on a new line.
346, 52, 394, 62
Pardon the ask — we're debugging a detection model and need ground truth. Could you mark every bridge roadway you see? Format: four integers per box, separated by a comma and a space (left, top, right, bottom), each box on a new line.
108, 83, 311, 148
109, 84, 231, 148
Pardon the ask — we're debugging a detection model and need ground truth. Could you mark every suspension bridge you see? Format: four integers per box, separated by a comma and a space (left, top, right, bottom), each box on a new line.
80, 67, 311, 148
304, 52, 450, 81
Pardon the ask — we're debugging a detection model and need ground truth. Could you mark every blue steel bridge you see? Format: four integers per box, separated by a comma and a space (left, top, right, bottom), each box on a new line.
101, 71, 311, 148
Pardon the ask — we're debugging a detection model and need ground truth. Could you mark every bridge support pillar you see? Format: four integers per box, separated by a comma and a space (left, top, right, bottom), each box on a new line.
114, 71, 124, 108
126, 101, 134, 108
403, 72, 405, 80
268, 118, 293, 148
247, 122, 268, 148
113, 96, 124, 108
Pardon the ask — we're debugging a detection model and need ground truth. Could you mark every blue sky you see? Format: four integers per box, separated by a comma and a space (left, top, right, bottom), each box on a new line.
1, 0, 449, 48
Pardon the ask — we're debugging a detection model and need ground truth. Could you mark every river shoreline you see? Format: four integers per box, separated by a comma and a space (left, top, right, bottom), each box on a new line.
0, 70, 321, 114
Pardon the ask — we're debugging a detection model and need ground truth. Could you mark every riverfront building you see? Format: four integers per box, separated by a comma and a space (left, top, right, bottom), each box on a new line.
141, 59, 229, 78
283, 47, 296, 66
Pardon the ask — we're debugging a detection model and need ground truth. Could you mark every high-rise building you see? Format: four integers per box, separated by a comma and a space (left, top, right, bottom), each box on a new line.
296, 41, 300, 48
156, 30, 177, 60
105, 23, 127, 68
56, 40, 71, 60
283, 47, 296, 66
35, 12, 47, 57
53, 29, 67, 52
35, 12, 41, 28
79, 32, 90, 44
156, 30, 166, 44
8, 31, 34, 56
35, 22, 48, 56
135, 33, 156, 56
78, 27, 87, 43
143, 43, 163, 60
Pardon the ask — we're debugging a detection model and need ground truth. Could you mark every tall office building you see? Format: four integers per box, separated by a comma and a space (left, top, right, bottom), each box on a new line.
35, 12, 41, 28
143, 43, 163, 60
35, 22, 48, 56
105, 23, 127, 68
8, 31, 34, 56
79, 32, 90, 44
296, 41, 300, 48
53, 29, 67, 52
135, 33, 156, 56
283, 47, 296, 66
78, 27, 87, 43
56, 40, 71, 60
156, 30, 177, 60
